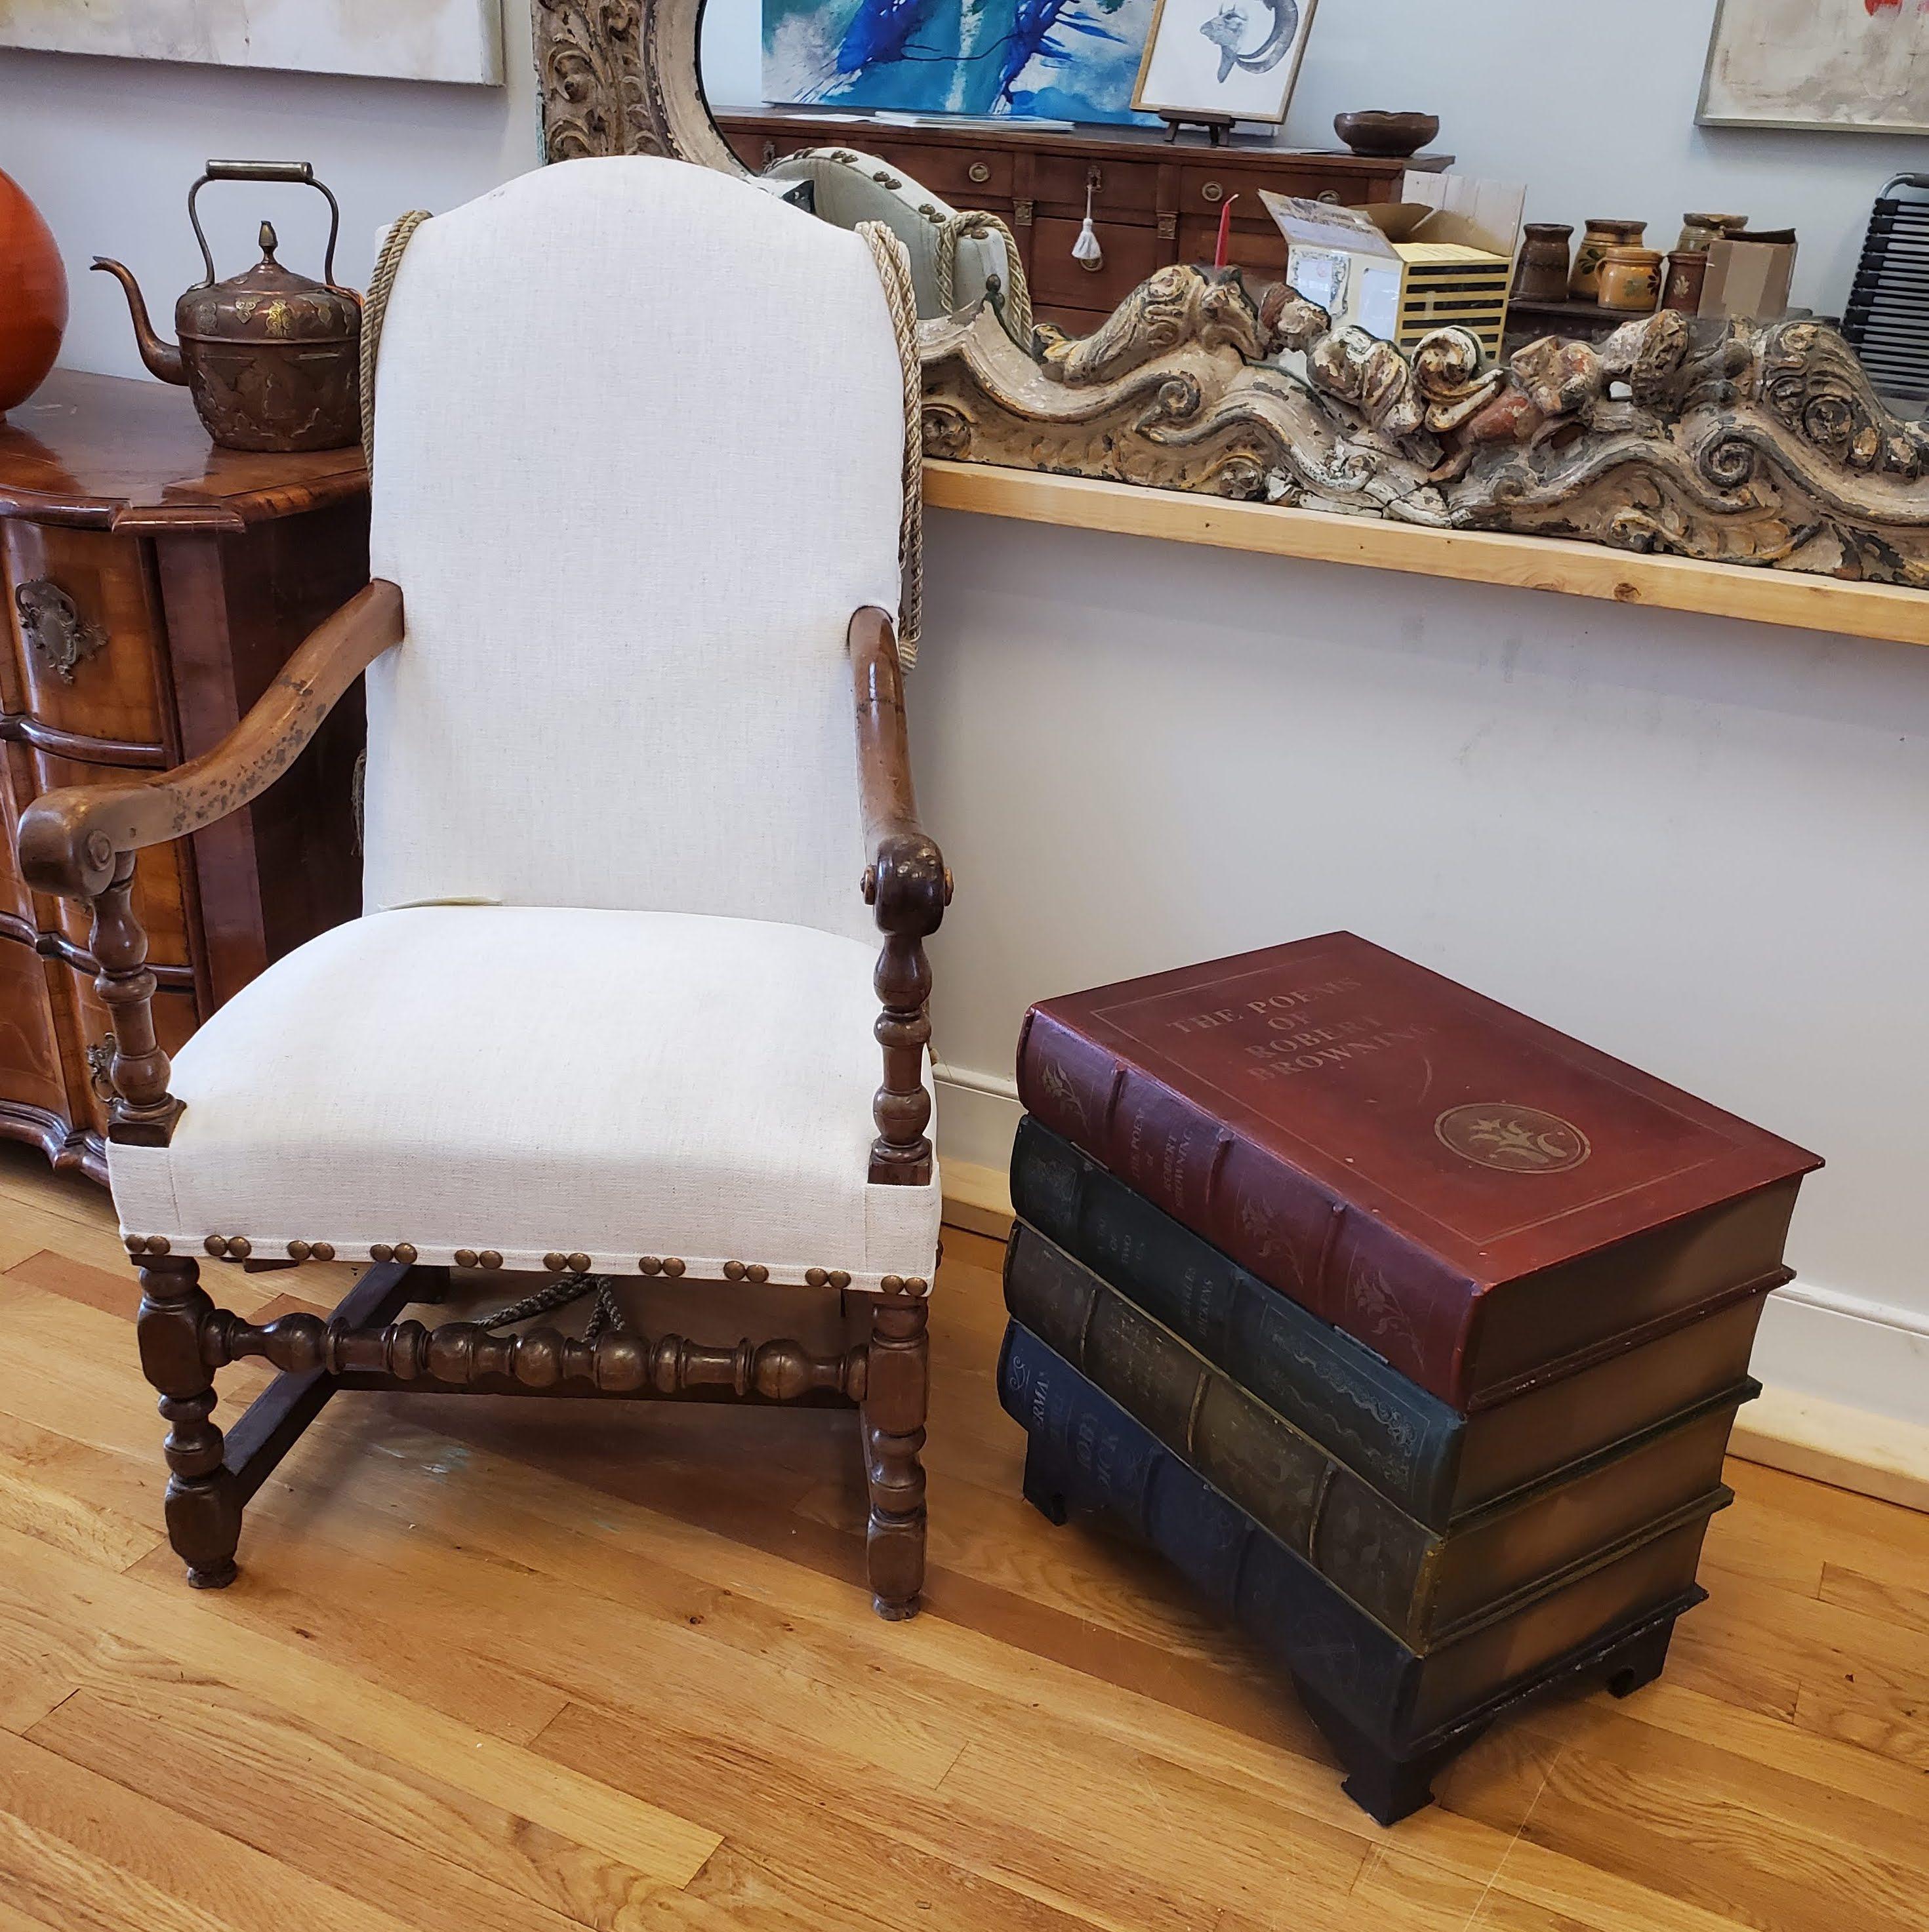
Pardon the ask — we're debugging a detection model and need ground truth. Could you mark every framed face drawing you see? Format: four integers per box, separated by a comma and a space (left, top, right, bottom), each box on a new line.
1131, 0, 1318, 127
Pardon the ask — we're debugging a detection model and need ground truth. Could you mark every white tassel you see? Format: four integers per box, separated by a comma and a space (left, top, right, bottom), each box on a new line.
1072, 180, 1103, 269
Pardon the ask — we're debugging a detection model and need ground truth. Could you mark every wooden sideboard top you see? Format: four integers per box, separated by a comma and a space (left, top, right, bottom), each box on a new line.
716, 109, 1455, 176
0, 371, 369, 534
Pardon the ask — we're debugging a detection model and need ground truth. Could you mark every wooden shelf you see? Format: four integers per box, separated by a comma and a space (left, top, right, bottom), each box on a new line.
924, 460, 1929, 649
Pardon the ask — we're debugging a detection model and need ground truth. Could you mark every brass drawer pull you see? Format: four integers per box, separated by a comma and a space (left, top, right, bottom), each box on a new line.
967, 161, 990, 185
1201, 181, 1225, 203
1318, 190, 1340, 205
1078, 251, 1105, 273
15, 580, 106, 684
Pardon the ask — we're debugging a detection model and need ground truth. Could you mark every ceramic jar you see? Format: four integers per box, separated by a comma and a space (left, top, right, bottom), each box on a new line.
1597, 245, 1665, 313
1661, 249, 1709, 314
1676, 212, 1747, 254
1572, 219, 1646, 302
0, 169, 67, 417
1513, 222, 1574, 303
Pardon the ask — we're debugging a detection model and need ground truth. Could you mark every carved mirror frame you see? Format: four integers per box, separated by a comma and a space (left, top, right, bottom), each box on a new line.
530, 0, 1929, 589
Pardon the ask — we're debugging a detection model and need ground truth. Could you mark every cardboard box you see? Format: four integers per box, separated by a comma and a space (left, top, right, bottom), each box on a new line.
1261, 174, 1525, 359
1699, 237, 1797, 322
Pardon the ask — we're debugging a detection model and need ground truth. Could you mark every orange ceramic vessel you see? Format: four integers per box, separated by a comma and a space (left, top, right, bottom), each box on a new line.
0, 169, 68, 416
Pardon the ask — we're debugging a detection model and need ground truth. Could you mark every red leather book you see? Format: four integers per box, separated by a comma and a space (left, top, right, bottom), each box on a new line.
1015, 935, 1821, 1411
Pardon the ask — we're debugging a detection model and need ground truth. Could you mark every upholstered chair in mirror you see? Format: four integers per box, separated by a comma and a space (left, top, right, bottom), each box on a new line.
761, 146, 1030, 342
16, 156, 946, 1620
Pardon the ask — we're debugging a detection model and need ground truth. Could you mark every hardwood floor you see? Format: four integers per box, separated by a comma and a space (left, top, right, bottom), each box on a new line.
0, 1140, 1922, 1932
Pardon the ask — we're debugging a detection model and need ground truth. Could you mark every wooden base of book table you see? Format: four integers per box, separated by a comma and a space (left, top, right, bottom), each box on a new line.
1022, 1459, 1697, 1824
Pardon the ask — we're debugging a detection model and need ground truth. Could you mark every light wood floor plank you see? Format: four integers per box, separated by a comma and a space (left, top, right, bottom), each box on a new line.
0, 1143, 1924, 1930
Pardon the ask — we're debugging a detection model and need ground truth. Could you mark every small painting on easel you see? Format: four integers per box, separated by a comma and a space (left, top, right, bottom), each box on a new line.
1131, 0, 1318, 131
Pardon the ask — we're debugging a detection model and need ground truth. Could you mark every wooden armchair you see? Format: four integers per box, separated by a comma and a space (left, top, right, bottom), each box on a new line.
16, 158, 946, 1619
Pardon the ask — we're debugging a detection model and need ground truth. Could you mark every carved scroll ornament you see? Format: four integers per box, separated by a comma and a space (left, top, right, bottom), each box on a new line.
532, 0, 1929, 590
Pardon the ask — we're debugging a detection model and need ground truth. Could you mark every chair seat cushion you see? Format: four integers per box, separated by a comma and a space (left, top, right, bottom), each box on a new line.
109, 907, 939, 1291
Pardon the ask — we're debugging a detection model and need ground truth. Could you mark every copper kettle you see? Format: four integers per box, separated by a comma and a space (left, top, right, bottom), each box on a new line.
94, 159, 362, 454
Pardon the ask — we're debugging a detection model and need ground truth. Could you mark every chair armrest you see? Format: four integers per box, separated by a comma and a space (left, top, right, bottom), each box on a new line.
850, 605, 948, 939
18, 580, 403, 901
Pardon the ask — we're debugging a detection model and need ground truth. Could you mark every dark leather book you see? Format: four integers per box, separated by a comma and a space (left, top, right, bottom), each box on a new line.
1000, 1322, 1726, 1759
1011, 1117, 1779, 1525
1005, 1221, 1754, 1649
1016, 934, 1821, 1409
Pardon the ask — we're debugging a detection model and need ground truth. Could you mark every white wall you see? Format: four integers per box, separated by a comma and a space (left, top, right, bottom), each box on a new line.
700, 0, 1929, 313
5, 5, 1926, 1424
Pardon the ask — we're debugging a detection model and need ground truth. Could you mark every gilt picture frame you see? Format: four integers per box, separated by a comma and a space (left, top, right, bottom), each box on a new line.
1697, 0, 1929, 137
1131, 0, 1317, 128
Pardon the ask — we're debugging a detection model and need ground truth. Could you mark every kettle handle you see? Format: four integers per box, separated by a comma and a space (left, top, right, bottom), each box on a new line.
187, 159, 345, 293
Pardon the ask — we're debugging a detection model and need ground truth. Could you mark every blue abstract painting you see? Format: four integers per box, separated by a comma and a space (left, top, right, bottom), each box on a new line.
762, 0, 1160, 125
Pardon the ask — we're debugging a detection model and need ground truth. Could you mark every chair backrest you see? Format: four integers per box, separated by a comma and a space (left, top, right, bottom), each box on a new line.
361, 157, 906, 946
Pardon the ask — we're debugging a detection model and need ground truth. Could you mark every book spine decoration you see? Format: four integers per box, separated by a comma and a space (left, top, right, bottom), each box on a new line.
1016, 1008, 1484, 1403
1009, 1117, 1463, 1525
1005, 1224, 1444, 1643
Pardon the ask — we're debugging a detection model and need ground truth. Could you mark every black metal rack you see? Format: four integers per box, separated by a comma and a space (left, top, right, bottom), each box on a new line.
1844, 172, 1929, 412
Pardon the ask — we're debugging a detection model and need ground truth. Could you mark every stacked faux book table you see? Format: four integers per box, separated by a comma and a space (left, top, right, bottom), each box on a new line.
998, 935, 1821, 1823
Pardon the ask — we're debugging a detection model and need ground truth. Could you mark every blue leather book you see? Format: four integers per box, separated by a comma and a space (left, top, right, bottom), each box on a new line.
998, 1321, 1727, 1754
1010, 1117, 1774, 1529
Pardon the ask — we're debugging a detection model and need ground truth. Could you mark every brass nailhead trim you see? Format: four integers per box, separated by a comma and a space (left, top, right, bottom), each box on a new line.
454, 1249, 479, 1269
227, 1236, 251, 1260
125, 1235, 143, 1255
394, 1243, 418, 1266
662, 1257, 685, 1278
544, 1252, 567, 1272
723, 1260, 746, 1281
828, 1270, 851, 1290
638, 1256, 661, 1275
882, 1274, 905, 1295
805, 1267, 829, 1289
312, 1242, 336, 1263
148, 1236, 171, 1255
479, 1250, 502, 1271
205, 1235, 226, 1257
568, 1252, 591, 1274
287, 1240, 311, 1262
905, 1276, 929, 1295
371, 1243, 394, 1264
746, 1264, 769, 1284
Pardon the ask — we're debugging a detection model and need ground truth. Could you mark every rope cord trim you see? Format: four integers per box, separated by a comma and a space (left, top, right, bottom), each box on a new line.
936, 210, 1033, 346
476, 1272, 630, 1343
360, 209, 433, 476
857, 219, 924, 673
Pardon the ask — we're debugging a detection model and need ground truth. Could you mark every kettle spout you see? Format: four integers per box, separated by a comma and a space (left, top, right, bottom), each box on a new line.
90, 258, 186, 386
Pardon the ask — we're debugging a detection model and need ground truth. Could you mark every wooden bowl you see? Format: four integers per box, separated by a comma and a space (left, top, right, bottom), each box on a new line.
1333, 111, 1440, 159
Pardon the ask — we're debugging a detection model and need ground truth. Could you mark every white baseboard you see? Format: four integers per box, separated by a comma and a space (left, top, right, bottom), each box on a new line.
934, 1062, 1928, 1515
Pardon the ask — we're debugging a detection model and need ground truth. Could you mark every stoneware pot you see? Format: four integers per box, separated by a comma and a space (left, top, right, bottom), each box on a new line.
1677, 212, 1747, 254
0, 169, 68, 418
1571, 218, 1646, 302
1661, 249, 1710, 315
1513, 223, 1574, 303
1333, 111, 1441, 158
1597, 245, 1665, 313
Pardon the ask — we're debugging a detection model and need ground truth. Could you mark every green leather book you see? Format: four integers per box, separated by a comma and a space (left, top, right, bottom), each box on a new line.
1005, 1220, 1754, 1651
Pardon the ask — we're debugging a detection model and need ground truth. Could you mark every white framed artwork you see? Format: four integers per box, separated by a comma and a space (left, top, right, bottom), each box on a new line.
1699, 0, 1929, 136
0, 0, 506, 87
1131, 0, 1318, 127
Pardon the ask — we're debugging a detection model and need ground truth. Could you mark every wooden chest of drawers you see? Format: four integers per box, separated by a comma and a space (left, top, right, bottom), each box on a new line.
720, 112, 1453, 334
1, 371, 368, 1182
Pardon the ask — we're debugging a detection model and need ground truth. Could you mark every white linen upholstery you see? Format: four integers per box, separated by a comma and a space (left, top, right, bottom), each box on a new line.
105, 160, 941, 1286
109, 907, 940, 1287
761, 149, 1008, 321
361, 157, 904, 945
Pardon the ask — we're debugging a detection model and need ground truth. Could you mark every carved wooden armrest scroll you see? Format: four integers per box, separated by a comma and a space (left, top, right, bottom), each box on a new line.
850, 606, 948, 1188
14, 580, 404, 1147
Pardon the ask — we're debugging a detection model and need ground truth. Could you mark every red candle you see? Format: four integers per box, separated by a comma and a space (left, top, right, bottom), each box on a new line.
1213, 193, 1239, 270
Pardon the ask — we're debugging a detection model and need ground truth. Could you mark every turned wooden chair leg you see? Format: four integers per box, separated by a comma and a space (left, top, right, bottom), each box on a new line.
861, 1295, 929, 1620
136, 1255, 241, 1588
